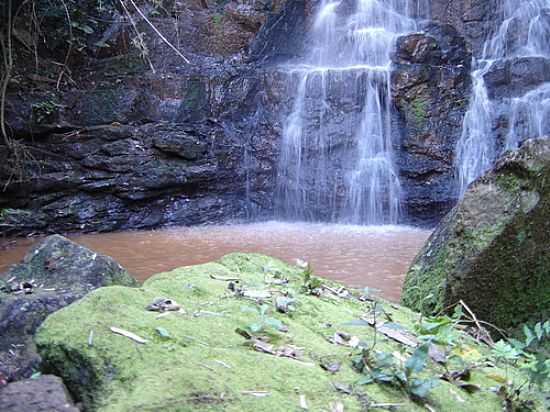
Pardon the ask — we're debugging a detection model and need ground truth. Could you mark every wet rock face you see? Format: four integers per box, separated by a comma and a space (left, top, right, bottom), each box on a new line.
392, 23, 472, 225
401, 137, 550, 329
0, 0, 475, 232
0, 235, 136, 381
0, 375, 79, 412
429, 0, 498, 55
483, 57, 550, 100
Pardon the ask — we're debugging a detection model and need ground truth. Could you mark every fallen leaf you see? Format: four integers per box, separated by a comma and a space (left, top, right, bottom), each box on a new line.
110, 327, 147, 344
363, 318, 418, 347
241, 390, 270, 397
329, 401, 344, 412
332, 381, 352, 394
299, 394, 308, 409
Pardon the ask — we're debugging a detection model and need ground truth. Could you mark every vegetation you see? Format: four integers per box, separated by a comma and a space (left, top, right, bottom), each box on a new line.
35, 253, 549, 411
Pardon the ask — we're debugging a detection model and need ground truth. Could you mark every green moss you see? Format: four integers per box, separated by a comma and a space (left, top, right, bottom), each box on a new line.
496, 173, 521, 193
401, 249, 448, 314
34, 253, 538, 412
211, 13, 224, 25
409, 97, 429, 127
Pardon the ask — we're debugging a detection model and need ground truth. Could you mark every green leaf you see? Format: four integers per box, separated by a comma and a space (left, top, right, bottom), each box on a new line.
371, 370, 395, 383
409, 378, 440, 399
491, 340, 520, 361
357, 375, 374, 385
265, 317, 283, 331
259, 304, 269, 317
405, 344, 430, 376
524, 324, 535, 346
30, 371, 42, 380
79, 24, 95, 34
534, 322, 543, 341
248, 323, 263, 333
156, 327, 170, 339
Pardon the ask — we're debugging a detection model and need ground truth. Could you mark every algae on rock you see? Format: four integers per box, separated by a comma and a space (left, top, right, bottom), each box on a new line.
402, 137, 550, 329
35, 253, 538, 412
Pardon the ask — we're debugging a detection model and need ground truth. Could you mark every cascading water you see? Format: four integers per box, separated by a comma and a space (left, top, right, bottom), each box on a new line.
275, 0, 424, 224
456, 0, 550, 194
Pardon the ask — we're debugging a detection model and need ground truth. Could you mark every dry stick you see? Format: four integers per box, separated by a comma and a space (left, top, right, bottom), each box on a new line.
459, 299, 494, 346
118, 0, 156, 73
57, 0, 74, 91
126, 0, 190, 64
0, 0, 13, 147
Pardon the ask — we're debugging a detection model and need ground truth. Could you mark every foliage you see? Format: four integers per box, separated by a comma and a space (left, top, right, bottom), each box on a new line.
415, 306, 463, 347
31, 99, 59, 123
490, 321, 550, 409
301, 263, 322, 295
354, 344, 440, 400
241, 304, 284, 334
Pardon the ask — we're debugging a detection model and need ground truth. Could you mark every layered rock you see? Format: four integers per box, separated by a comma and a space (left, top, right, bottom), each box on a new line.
0, 235, 136, 381
0, 0, 476, 232
392, 23, 471, 224
401, 138, 550, 328
429, 0, 498, 55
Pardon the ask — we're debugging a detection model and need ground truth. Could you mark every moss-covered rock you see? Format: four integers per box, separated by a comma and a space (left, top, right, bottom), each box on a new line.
402, 137, 550, 328
35, 253, 543, 411
0, 235, 137, 381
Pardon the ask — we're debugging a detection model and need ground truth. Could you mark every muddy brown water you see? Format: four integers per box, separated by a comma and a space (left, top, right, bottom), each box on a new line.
0, 222, 431, 302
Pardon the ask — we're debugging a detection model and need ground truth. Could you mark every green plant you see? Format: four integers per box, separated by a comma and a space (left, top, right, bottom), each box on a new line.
211, 13, 223, 25
490, 321, 550, 409
301, 264, 322, 295
416, 306, 463, 347
241, 304, 284, 334
32, 100, 59, 123
409, 97, 428, 127
354, 344, 440, 400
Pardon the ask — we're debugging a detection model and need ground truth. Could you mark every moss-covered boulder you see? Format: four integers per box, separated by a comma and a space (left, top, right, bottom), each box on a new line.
0, 235, 137, 381
402, 137, 550, 328
35, 253, 543, 411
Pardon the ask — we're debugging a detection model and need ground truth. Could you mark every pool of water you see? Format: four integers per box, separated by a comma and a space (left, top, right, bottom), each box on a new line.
0, 222, 431, 301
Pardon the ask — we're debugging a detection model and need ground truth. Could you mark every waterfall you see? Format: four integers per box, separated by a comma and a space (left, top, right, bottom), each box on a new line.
456, 0, 550, 194
276, 0, 422, 225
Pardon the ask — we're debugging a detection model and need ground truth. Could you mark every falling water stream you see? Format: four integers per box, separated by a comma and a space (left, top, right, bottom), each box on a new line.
275, 0, 422, 224
456, 0, 550, 194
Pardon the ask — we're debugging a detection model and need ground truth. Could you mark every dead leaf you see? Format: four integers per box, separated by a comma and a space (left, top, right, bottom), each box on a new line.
428, 344, 447, 363
110, 327, 147, 344
320, 358, 341, 374
329, 401, 344, 412
241, 390, 269, 397
363, 318, 418, 347
299, 394, 308, 409
328, 331, 360, 348
332, 381, 352, 394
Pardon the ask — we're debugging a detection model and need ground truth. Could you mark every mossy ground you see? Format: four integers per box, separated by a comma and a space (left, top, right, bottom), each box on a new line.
35, 254, 542, 411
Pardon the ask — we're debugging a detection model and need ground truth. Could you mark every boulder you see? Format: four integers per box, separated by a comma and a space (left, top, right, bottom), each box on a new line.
35, 253, 540, 411
401, 138, 550, 329
0, 375, 79, 412
0, 235, 137, 381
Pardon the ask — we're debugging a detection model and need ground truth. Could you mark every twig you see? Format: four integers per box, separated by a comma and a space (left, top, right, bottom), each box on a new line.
459, 300, 494, 346
125, 0, 190, 64
210, 274, 241, 281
